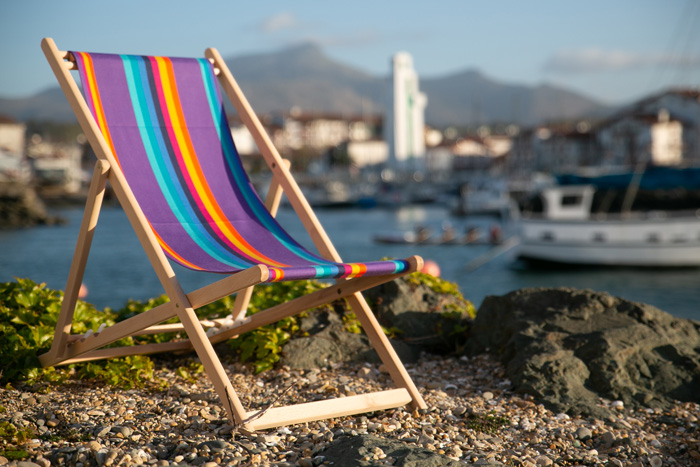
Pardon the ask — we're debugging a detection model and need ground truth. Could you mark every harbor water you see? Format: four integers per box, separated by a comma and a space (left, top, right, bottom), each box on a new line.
1, 204, 699, 321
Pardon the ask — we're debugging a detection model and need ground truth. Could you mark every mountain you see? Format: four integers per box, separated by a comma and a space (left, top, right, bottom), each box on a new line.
421, 70, 608, 127
0, 87, 78, 122
0, 42, 609, 127
222, 43, 385, 116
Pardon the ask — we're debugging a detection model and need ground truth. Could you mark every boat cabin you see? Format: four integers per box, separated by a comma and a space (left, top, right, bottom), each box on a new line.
539, 185, 595, 220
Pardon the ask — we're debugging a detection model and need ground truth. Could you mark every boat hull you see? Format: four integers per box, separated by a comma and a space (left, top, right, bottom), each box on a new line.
517, 214, 700, 267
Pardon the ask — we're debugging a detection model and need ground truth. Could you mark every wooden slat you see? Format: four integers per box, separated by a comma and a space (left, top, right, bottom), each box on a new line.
187, 264, 268, 308
265, 158, 290, 217
50, 264, 269, 364
39, 160, 111, 366
208, 258, 420, 345
246, 388, 412, 431
57, 341, 192, 365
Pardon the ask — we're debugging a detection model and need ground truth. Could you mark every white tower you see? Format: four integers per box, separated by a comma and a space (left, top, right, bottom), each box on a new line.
385, 52, 428, 171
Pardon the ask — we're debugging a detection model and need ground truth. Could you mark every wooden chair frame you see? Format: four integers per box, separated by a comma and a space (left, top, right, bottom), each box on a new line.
38, 37, 427, 431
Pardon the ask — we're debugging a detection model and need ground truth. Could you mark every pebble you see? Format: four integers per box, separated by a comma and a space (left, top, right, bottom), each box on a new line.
575, 426, 592, 440
611, 400, 624, 411
1, 354, 698, 466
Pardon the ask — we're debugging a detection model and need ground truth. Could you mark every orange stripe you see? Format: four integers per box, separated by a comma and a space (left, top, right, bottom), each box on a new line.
79, 53, 119, 165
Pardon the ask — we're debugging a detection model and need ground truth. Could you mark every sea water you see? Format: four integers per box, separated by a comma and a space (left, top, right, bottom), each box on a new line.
1, 204, 699, 321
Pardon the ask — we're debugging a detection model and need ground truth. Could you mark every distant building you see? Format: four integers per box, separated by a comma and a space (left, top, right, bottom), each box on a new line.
0, 115, 26, 157
507, 89, 699, 176
597, 109, 683, 167
27, 136, 84, 194
624, 89, 700, 163
230, 111, 381, 157
0, 115, 30, 183
384, 52, 428, 171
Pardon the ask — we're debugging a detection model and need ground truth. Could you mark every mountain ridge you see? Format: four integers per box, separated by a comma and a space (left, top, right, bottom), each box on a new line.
0, 42, 611, 127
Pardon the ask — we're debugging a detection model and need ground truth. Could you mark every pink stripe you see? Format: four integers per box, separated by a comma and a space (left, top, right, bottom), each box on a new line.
340, 264, 352, 278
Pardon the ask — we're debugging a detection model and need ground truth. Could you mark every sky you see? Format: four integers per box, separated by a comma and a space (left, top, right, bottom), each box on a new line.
1, 0, 699, 106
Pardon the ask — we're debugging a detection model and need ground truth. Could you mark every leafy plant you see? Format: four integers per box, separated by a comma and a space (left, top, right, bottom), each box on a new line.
1, 272, 476, 382
1, 449, 29, 461
0, 279, 154, 387
225, 280, 329, 373
466, 411, 510, 434
342, 311, 362, 334
0, 421, 33, 444
76, 356, 154, 389
176, 362, 205, 383
404, 271, 476, 318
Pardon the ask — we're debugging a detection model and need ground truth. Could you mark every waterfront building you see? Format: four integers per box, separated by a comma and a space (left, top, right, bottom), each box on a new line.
384, 52, 428, 171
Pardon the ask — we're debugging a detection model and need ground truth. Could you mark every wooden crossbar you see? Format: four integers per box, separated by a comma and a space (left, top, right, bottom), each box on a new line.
245, 388, 412, 431
39, 265, 269, 367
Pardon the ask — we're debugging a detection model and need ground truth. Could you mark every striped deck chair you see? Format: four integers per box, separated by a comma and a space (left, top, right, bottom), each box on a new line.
39, 38, 427, 430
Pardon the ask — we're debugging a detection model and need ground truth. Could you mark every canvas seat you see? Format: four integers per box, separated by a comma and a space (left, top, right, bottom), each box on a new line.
39, 38, 427, 430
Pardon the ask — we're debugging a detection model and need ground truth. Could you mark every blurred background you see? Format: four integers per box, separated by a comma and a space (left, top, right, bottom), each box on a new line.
1, 0, 699, 319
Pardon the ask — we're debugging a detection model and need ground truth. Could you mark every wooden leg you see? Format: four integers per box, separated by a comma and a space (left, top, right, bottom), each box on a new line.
231, 286, 254, 321
346, 292, 428, 410
41, 160, 110, 364
174, 300, 249, 426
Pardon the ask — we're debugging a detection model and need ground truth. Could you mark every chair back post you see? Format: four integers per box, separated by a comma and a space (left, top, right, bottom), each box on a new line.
41, 38, 190, 304
41, 38, 255, 426
205, 48, 343, 263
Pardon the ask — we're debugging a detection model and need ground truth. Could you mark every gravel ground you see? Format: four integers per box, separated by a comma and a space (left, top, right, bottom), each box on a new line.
2, 354, 699, 466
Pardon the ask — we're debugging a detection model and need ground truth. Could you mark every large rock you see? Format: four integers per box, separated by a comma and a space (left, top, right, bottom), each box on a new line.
281, 306, 419, 369
281, 277, 473, 369
320, 434, 462, 467
364, 278, 473, 354
467, 287, 700, 419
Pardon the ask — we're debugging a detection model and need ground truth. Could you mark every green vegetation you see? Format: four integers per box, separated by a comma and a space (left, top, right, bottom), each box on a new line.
405, 270, 476, 318
1, 272, 473, 385
1, 449, 29, 461
0, 278, 153, 387
0, 278, 332, 385
0, 421, 33, 444
466, 411, 511, 434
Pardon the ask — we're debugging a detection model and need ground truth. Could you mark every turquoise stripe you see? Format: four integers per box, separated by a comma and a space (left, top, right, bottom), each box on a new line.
122, 55, 250, 270
312, 264, 340, 278
197, 60, 331, 266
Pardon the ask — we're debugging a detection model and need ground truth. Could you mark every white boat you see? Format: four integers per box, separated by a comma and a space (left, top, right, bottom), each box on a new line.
516, 185, 700, 267
452, 180, 518, 218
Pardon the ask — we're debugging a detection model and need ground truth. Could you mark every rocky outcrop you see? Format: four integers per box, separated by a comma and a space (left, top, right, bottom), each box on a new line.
281, 277, 474, 369
467, 287, 700, 419
364, 278, 473, 354
281, 304, 420, 369
320, 434, 462, 467
0, 183, 62, 228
